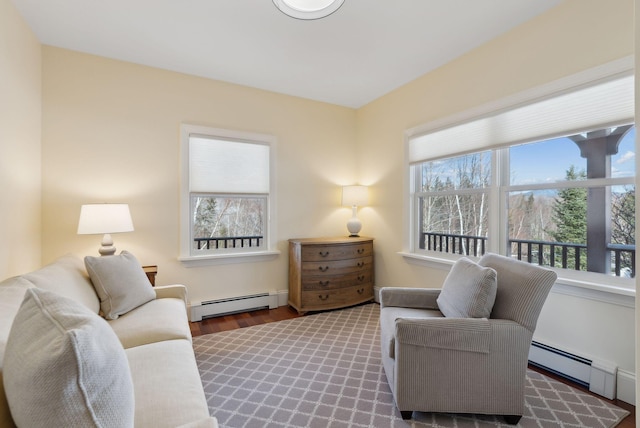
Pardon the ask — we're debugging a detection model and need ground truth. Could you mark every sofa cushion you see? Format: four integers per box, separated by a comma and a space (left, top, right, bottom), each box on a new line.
109, 297, 192, 348
126, 340, 211, 427
22, 253, 100, 313
436, 257, 497, 318
85, 251, 156, 320
3, 287, 135, 428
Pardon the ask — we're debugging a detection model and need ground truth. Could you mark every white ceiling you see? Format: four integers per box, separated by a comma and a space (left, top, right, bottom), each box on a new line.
11, 0, 562, 108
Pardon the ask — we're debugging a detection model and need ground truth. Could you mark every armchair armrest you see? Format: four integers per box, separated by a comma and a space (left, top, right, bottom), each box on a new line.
395, 317, 531, 355
395, 317, 491, 353
380, 287, 441, 310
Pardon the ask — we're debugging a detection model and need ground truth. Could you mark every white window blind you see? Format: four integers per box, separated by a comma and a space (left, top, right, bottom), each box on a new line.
409, 75, 634, 163
189, 136, 270, 193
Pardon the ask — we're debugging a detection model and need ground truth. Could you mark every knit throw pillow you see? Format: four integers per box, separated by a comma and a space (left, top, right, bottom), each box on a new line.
3, 287, 134, 427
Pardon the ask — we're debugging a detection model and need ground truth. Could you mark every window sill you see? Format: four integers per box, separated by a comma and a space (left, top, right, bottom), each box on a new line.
398, 251, 635, 308
179, 250, 280, 267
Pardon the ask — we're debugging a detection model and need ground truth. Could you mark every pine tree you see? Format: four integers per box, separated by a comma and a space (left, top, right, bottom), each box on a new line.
549, 166, 587, 269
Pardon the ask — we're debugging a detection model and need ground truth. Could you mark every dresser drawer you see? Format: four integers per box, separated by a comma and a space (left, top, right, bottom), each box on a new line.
301, 270, 373, 291
301, 243, 372, 261
301, 284, 373, 309
301, 256, 372, 276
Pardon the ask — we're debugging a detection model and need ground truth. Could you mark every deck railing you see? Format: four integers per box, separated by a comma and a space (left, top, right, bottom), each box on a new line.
194, 236, 263, 250
421, 232, 635, 278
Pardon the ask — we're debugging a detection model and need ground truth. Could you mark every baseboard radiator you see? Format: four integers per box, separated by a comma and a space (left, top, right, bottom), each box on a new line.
190, 292, 278, 322
528, 341, 617, 400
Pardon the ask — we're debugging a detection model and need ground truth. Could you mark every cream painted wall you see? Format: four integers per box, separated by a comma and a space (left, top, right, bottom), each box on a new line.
357, 0, 636, 381
41, 47, 357, 303
0, 0, 42, 278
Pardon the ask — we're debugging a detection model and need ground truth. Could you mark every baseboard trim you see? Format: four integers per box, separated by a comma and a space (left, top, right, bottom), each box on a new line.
616, 369, 635, 405
276, 289, 288, 307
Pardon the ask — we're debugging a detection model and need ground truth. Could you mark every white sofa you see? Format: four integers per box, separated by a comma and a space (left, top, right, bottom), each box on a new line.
0, 253, 217, 428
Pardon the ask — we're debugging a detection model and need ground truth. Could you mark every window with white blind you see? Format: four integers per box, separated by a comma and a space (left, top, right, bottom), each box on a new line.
180, 125, 277, 263
405, 58, 635, 291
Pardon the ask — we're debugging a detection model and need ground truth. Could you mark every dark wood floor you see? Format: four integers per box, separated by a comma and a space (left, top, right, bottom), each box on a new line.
190, 305, 635, 427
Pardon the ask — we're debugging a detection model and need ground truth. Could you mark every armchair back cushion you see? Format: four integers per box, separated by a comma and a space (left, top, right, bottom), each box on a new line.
436, 257, 497, 318
478, 253, 557, 331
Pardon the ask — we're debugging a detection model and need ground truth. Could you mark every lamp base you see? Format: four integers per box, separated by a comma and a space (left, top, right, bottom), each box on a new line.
346, 207, 362, 238
98, 233, 117, 256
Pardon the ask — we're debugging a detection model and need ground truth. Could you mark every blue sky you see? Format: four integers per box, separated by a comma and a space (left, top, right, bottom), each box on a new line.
510, 127, 636, 185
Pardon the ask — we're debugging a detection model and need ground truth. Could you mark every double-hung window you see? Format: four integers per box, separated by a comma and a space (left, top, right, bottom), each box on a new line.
180, 124, 277, 263
407, 61, 635, 288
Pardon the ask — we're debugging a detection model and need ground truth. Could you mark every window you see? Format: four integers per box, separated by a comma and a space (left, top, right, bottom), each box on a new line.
180, 125, 277, 263
415, 151, 491, 257
407, 62, 635, 287
411, 125, 635, 280
507, 128, 635, 277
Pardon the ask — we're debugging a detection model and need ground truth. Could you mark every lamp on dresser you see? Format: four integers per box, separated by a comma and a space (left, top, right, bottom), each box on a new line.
342, 185, 369, 237
77, 203, 134, 256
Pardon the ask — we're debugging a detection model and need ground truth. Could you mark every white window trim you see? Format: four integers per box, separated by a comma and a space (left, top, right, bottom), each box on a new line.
401, 56, 635, 306
179, 124, 279, 266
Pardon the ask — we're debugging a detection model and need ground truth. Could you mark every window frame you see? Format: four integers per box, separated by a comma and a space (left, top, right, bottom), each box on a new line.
401, 57, 635, 305
179, 124, 279, 266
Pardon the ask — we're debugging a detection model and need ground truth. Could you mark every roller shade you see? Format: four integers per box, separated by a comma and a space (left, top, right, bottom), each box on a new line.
409, 75, 634, 163
189, 136, 270, 193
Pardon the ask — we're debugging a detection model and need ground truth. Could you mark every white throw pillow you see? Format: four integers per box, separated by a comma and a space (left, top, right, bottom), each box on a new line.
85, 251, 156, 320
436, 257, 497, 318
3, 288, 134, 428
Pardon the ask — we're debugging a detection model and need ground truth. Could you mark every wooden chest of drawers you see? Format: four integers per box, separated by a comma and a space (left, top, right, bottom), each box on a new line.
288, 237, 374, 314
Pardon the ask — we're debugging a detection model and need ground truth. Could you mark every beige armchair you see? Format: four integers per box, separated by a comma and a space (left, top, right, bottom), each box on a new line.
379, 253, 557, 424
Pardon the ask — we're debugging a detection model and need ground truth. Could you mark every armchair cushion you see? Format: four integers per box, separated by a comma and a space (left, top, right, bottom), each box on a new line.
85, 251, 156, 320
479, 253, 557, 331
436, 257, 497, 318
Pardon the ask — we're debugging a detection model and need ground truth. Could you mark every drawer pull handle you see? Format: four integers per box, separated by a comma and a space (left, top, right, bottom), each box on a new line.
357, 288, 365, 294
319, 266, 329, 272
357, 262, 365, 268
319, 251, 330, 257
319, 280, 330, 286
357, 275, 365, 282
357, 248, 365, 254
318, 294, 329, 301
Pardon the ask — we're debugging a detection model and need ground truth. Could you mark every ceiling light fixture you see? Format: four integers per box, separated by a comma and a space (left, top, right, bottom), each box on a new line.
273, 0, 345, 20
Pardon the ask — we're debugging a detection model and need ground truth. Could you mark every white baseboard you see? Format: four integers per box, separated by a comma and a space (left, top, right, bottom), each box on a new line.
190, 291, 279, 321
616, 369, 635, 405
374, 285, 382, 303
276, 289, 288, 307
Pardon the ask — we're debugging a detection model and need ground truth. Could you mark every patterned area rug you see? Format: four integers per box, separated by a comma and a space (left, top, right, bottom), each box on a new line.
193, 303, 629, 427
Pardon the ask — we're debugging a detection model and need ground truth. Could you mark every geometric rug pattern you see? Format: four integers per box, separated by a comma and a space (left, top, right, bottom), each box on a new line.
193, 303, 629, 427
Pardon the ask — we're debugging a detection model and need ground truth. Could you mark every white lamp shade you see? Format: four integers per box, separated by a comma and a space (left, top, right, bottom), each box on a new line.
342, 186, 369, 207
77, 204, 134, 235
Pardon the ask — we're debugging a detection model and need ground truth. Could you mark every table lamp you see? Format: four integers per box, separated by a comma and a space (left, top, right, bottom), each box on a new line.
342, 185, 369, 237
77, 203, 134, 256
